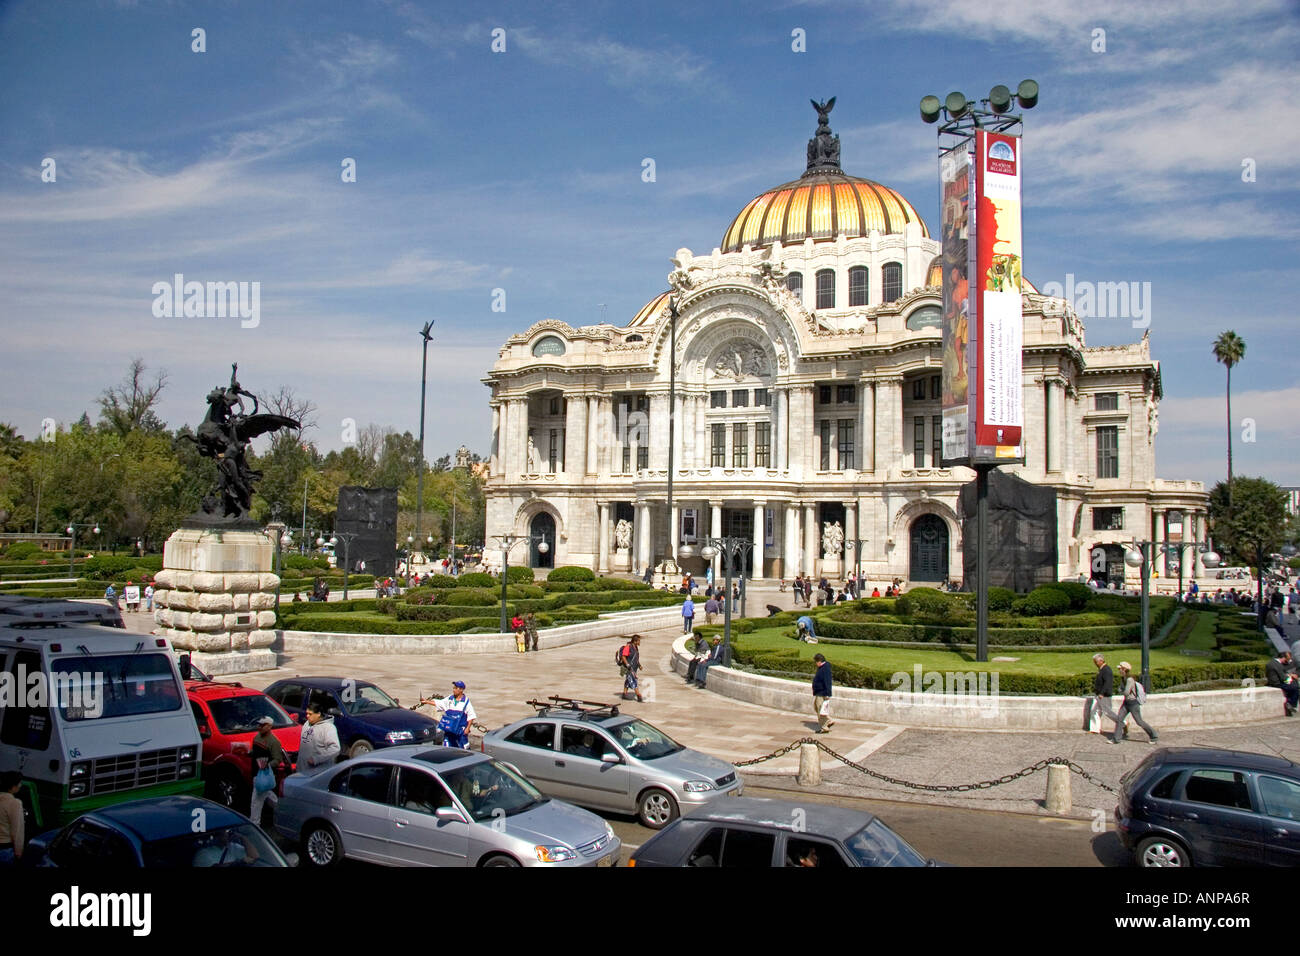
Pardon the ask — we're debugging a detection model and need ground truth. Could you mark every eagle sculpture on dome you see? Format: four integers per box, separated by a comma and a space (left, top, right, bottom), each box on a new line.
807, 97, 840, 171
811, 97, 835, 126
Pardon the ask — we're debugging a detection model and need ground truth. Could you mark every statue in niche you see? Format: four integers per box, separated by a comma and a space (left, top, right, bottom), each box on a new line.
614, 519, 633, 550
822, 520, 844, 558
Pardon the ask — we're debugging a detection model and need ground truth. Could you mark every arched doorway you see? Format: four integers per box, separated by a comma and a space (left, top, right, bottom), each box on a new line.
909, 514, 949, 582
529, 512, 556, 568
1090, 544, 1125, 590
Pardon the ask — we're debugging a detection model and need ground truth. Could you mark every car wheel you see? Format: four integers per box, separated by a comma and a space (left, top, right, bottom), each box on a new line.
1136, 835, 1190, 868
638, 788, 679, 830
481, 854, 521, 868
206, 769, 246, 813
349, 739, 374, 758
302, 822, 343, 867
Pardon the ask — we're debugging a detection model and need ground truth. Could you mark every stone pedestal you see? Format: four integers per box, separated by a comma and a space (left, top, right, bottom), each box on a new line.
153, 527, 280, 675
613, 546, 631, 572
821, 555, 841, 577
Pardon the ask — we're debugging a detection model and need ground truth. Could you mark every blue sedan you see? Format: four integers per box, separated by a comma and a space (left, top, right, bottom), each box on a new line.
25, 796, 293, 868
264, 676, 442, 758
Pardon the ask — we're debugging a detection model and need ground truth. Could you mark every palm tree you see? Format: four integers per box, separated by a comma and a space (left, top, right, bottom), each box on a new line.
1212, 331, 1246, 508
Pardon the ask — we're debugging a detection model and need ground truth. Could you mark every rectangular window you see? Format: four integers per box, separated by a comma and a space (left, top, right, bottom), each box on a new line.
621, 445, 631, 472
914, 417, 925, 467
548, 429, 558, 472
755, 422, 771, 467
710, 390, 727, 409
837, 420, 854, 470
785, 272, 803, 296
635, 395, 649, 412
932, 415, 942, 466
883, 262, 903, 303
549, 397, 560, 415
816, 269, 835, 310
912, 379, 925, 401
637, 444, 648, 470
1095, 392, 1119, 411
732, 423, 748, 467
820, 420, 831, 470
711, 423, 726, 467
1097, 426, 1119, 478
1092, 507, 1124, 531
754, 388, 770, 407
818, 385, 832, 405
849, 267, 869, 307
836, 385, 855, 404
732, 389, 749, 408
930, 376, 941, 401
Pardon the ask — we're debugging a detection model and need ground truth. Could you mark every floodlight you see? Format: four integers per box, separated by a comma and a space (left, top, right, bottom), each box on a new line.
988, 85, 1012, 113
919, 94, 942, 123
944, 92, 968, 118
1016, 79, 1039, 110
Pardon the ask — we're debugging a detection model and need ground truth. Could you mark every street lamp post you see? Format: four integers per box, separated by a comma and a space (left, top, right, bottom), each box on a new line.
662, 296, 680, 583
269, 520, 292, 613
845, 539, 867, 597
415, 320, 434, 554
490, 533, 549, 633
65, 521, 99, 579
1127, 540, 1219, 689
319, 531, 360, 600
697, 536, 755, 668
300, 472, 310, 554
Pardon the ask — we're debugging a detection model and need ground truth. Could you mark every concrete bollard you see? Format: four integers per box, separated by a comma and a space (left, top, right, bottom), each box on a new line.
797, 742, 821, 787
1045, 762, 1071, 814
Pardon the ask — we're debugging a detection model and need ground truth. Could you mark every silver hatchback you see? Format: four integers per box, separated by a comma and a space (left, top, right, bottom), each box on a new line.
483, 702, 743, 829
275, 745, 620, 867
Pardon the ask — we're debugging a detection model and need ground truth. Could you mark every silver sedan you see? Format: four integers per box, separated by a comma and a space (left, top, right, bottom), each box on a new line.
484, 711, 743, 829
275, 745, 620, 867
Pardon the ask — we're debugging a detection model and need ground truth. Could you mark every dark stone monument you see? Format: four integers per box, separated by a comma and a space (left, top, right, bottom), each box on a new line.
336, 487, 399, 577
958, 470, 1058, 592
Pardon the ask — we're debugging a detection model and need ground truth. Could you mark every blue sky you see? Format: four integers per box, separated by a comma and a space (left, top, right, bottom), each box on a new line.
1, 0, 1297, 486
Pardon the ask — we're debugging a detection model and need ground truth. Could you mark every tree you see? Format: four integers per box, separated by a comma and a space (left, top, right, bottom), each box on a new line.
263, 386, 318, 439
1211, 331, 1246, 508
99, 358, 169, 436
0, 423, 24, 460
1208, 477, 1288, 627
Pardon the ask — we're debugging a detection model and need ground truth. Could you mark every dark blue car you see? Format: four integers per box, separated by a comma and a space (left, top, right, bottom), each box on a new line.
25, 795, 293, 867
264, 676, 442, 759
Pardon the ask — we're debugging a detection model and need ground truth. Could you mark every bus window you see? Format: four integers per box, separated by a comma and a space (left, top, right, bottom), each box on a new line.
0, 650, 53, 750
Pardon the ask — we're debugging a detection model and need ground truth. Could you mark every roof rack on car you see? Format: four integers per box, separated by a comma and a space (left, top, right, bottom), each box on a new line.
525, 696, 620, 719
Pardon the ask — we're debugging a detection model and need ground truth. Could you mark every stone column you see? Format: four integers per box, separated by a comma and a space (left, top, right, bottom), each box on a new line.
564, 396, 585, 477
784, 504, 800, 578
695, 397, 707, 469
1153, 509, 1166, 580
636, 502, 652, 574
1189, 512, 1200, 580
859, 381, 874, 472
598, 503, 611, 573
670, 503, 680, 561
874, 377, 901, 478
496, 400, 510, 477
753, 502, 766, 578
1047, 380, 1065, 473
774, 388, 787, 472
846, 501, 858, 572
490, 404, 502, 476
672, 393, 684, 474
649, 394, 669, 470
804, 503, 818, 577
586, 396, 599, 475
710, 502, 722, 580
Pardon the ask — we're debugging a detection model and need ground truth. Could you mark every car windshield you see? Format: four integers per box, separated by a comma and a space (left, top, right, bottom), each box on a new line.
342, 684, 400, 715
611, 718, 683, 761
441, 759, 546, 822
206, 695, 295, 735
845, 819, 928, 867
54, 653, 183, 722
142, 823, 284, 867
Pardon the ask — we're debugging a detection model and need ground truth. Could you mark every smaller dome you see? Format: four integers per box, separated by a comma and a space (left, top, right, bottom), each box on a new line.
628, 290, 671, 327
925, 255, 1039, 293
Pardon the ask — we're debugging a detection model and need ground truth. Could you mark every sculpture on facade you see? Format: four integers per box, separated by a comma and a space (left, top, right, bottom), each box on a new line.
806, 97, 841, 171
614, 519, 633, 550
178, 364, 300, 523
822, 520, 844, 557
712, 343, 767, 380
526, 433, 539, 473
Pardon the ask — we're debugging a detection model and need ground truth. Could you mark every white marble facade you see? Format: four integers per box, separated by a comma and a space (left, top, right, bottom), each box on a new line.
482, 116, 1207, 586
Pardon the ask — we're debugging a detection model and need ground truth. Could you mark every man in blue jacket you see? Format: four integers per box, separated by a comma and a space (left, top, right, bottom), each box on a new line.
812, 653, 834, 733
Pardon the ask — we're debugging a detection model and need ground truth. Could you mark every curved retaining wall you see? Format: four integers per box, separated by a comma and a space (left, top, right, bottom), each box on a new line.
670, 637, 1284, 731
279, 605, 679, 656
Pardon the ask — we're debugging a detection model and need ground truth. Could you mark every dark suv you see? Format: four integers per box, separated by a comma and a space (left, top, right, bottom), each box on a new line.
1114, 747, 1300, 867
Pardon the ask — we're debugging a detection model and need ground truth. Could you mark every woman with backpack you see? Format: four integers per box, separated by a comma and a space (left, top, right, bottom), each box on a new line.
1110, 662, 1158, 744
617, 634, 643, 702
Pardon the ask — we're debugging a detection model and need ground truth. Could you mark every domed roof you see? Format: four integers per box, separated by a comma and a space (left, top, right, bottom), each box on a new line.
628, 290, 671, 327
722, 99, 928, 253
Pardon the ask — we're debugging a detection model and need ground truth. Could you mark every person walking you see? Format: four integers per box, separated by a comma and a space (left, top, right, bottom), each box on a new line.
643, 565, 654, 586
681, 596, 695, 634
812, 653, 834, 734
1110, 663, 1157, 744
1266, 650, 1299, 716
511, 613, 527, 653
704, 594, 719, 625
296, 698, 341, 772
525, 612, 539, 652
421, 681, 476, 748
104, 583, 119, 609
1087, 654, 1123, 735
705, 565, 714, 591
249, 715, 289, 827
0, 771, 24, 866
618, 635, 644, 702
144, 581, 155, 612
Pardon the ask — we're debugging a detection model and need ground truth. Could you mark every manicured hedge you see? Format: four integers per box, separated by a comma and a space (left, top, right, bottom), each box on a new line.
1, 542, 41, 560
1041, 581, 1093, 610
82, 555, 164, 579
1013, 586, 1071, 617
547, 566, 596, 582
453, 572, 496, 588
986, 587, 1016, 611
813, 617, 1140, 646
283, 555, 330, 571
505, 566, 535, 584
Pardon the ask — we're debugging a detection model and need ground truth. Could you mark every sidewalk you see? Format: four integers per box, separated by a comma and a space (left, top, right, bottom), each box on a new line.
122, 602, 1300, 819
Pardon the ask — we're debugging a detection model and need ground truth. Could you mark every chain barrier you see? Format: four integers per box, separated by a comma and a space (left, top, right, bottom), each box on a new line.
736, 738, 1117, 794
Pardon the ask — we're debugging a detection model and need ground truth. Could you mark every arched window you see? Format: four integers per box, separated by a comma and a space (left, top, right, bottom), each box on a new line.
848, 266, 869, 307
531, 335, 566, 357
815, 269, 835, 310
625, 334, 643, 343
882, 263, 903, 303
785, 272, 803, 297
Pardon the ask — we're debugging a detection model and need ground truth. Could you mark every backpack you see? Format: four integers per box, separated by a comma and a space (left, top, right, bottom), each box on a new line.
616, 643, 630, 674
1133, 681, 1147, 705
438, 703, 469, 737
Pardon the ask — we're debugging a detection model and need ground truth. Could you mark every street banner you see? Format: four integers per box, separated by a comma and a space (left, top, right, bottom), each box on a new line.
973, 129, 1024, 461
940, 142, 973, 465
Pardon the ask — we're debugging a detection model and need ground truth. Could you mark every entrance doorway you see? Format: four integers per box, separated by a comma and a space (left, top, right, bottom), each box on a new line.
1090, 544, 1125, 589
909, 514, 949, 582
721, 509, 754, 577
529, 512, 555, 568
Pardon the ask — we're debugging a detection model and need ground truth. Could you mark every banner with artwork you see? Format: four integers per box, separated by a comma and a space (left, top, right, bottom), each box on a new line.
973, 129, 1024, 461
939, 143, 973, 464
